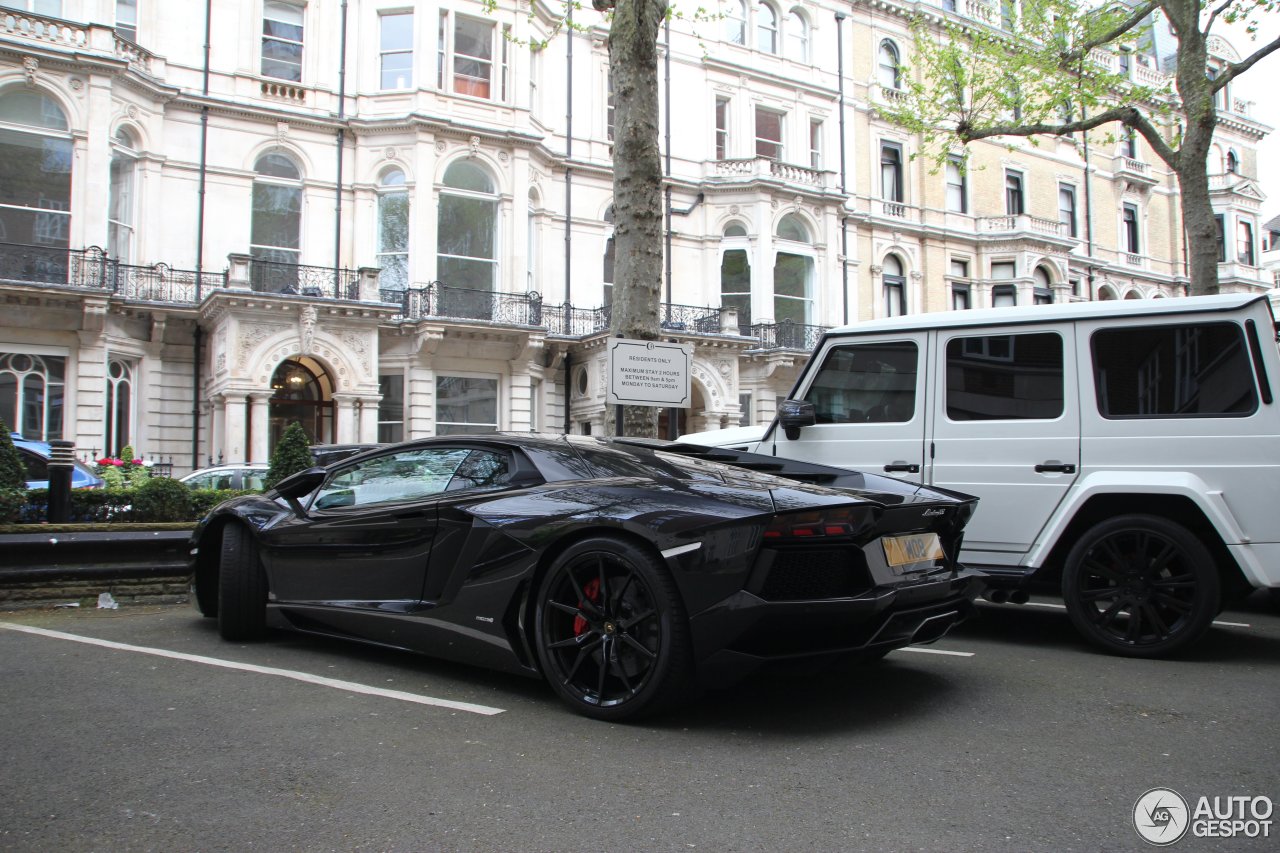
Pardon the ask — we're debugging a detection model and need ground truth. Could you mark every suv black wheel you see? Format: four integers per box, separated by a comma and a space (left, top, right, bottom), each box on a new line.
534, 537, 692, 721
217, 523, 268, 641
1062, 514, 1219, 658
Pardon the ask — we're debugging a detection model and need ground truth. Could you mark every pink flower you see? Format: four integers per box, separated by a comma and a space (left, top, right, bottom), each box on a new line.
96, 457, 113, 466
111, 459, 124, 467
131, 458, 143, 466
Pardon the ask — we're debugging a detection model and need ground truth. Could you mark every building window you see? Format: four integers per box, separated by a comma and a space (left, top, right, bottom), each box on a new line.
756, 2, 778, 54
1123, 203, 1140, 254
11, 2, 63, 16
603, 205, 615, 308
1215, 214, 1226, 262
809, 119, 822, 170
1238, 220, 1255, 265
105, 358, 134, 457
250, 152, 302, 291
380, 11, 413, 90
378, 373, 404, 443
754, 107, 783, 160
436, 376, 498, 435
882, 254, 906, 317
880, 142, 903, 202
738, 392, 753, 427
1033, 266, 1053, 304
1123, 128, 1138, 159
0, 352, 65, 440
945, 156, 966, 213
1227, 149, 1239, 174
992, 261, 1016, 306
262, 1, 304, 82
785, 10, 808, 62
116, 0, 138, 43
774, 214, 813, 330
108, 129, 138, 264
439, 13, 498, 100
606, 68, 616, 142
952, 284, 971, 310
1005, 172, 1024, 215
1058, 184, 1077, 237
878, 40, 901, 90
724, 0, 746, 45
721, 222, 751, 331
0, 89, 73, 249
437, 160, 498, 315
377, 168, 409, 295
714, 97, 730, 159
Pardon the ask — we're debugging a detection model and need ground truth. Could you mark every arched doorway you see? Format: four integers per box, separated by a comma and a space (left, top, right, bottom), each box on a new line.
269, 357, 335, 448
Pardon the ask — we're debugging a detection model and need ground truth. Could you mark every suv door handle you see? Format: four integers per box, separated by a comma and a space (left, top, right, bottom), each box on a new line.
884, 461, 921, 474
1034, 462, 1077, 474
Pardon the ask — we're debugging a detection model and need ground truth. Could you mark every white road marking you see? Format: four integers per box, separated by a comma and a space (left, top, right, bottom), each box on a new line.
0, 622, 506, 716
995, 600, 1250, 628
896, 646, 975, 657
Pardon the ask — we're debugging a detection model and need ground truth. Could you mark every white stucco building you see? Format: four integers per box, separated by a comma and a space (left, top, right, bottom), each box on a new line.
0, 0, 1272, 473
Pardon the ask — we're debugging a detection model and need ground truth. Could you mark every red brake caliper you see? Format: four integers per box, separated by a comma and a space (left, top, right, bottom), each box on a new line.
573, 578, 601, 637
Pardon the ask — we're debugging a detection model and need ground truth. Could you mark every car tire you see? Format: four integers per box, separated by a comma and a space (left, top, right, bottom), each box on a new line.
533, 537, 693, 721
1062, 514, 1219, 658
217, 523, 268, 641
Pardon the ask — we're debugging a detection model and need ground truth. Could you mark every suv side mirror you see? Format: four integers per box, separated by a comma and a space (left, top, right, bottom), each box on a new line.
778, 399, 816, 441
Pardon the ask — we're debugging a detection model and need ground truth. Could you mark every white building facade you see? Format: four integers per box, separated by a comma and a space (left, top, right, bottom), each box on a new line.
0, 0, 1272, 473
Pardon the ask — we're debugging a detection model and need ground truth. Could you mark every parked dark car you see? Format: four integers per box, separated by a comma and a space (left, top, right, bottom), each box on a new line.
190, 434, 981, 719
309, 443, 379, 467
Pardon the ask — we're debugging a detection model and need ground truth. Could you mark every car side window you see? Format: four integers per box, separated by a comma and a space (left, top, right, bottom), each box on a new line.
18, 449, 48, 481
312, 447, 484, 510
945, 332, 1064, 420
244, 471, 268, 490
1092, 322, 1257, 418
446, 450, 512, 491
802, 341, 918, 423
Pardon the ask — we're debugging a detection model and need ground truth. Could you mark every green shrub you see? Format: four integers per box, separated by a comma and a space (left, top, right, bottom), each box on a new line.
0, 488, 24, 524
0, 418, 23, 492
266, 421, 313, 490
131, 477, 193, 523
190, 488, 254, 518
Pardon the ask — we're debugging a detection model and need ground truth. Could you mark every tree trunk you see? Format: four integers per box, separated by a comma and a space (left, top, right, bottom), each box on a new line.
1170, 12, 1219, 296
609, 0, 667, 438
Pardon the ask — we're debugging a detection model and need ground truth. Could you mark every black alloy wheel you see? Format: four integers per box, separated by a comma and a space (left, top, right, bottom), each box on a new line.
534, 537, 692, 721
217, 523, 268, 641
1062, 514, 1219, 658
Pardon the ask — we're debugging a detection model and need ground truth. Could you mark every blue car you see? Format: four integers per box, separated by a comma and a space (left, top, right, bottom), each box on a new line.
12, 434, 105, 490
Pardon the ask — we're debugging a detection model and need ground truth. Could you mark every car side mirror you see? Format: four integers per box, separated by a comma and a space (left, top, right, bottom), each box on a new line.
273, 467, 328, 516
778, 399, 816, 441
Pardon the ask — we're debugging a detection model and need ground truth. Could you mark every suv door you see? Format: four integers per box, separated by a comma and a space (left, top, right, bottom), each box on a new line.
929, 324, 1080, 567
765, 337, 927, 480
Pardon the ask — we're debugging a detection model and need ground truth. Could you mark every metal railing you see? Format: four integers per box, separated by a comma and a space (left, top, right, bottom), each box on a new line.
249, 258, 358, 299
0, 243, 222, 301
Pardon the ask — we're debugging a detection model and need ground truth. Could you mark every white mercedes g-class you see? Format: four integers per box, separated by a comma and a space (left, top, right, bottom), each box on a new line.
683, 293, 1280, 657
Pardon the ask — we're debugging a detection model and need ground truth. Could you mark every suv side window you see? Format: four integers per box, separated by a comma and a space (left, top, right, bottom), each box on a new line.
1092, 322, 1257, 418
945, 332, 1064, 420
802, 341, 918, 423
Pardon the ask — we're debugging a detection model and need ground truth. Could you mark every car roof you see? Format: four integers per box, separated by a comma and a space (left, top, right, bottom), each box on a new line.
821, 293, 1272, 339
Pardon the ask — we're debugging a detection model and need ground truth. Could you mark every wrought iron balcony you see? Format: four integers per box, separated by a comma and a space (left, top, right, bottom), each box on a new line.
0, 243, 221, 301
248, 258, 358, 300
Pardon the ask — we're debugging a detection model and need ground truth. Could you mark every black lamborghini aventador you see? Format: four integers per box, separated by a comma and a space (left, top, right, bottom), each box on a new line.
190, 434, 982, 719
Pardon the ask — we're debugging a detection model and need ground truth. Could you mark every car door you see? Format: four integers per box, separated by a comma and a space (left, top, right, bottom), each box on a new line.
764, 336, 928, 482
262, 446, 477, 613
928, 323, 1080, 567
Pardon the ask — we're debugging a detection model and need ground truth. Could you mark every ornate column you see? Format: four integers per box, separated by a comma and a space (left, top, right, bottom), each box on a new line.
332, 393, 356, 444
359, 396, 381, 443
248, 392, 272, 463
209, 397, 225, 466
222, 393, 248, 464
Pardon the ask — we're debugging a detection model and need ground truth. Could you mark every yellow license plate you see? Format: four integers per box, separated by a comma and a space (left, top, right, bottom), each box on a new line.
882, 532, 945, 567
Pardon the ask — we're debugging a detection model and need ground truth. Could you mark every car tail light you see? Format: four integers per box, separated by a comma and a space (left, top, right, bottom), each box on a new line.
763, 507, 876, 541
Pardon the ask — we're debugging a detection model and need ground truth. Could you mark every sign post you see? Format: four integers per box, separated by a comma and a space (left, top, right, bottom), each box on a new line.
607, 339, 693, 435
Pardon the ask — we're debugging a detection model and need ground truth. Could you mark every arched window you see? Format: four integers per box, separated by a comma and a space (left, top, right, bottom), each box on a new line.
250, 151, 302, 292
724, 0, 746, 45
774, 214, 813, 336
784, 10, 808, 62
878, 40, 901, 90
105, 357, 134, 456
756, 2, 778, 54
1226, 149, 1239, 174
437, 159, 498, 318
1033, 265, 1053, 304
0, 89, 72, 250
0, 352, 65, 440
721, 222, 751, 332
603, 205, 615, 309
883, 254, 906, 317
376, 168, 409, 296
109, 128, 138, 263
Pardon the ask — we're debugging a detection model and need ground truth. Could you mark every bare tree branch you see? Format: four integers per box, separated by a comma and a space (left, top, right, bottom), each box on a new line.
1216, 34, 1280, 87
1058, 0, 1161, 63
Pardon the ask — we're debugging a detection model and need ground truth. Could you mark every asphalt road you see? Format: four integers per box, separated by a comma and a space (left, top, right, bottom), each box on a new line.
1, 594, 1277, 852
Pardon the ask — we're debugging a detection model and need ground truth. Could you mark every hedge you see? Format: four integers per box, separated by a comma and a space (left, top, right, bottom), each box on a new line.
20, 487, 255, 524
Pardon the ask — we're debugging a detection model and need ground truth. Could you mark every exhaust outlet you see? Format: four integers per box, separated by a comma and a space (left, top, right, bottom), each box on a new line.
1008, 590, 1030, 604
982, 589, 1009, 604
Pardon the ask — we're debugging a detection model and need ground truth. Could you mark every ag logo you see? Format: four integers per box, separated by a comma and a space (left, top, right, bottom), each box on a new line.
1134, 787, 1190, 845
